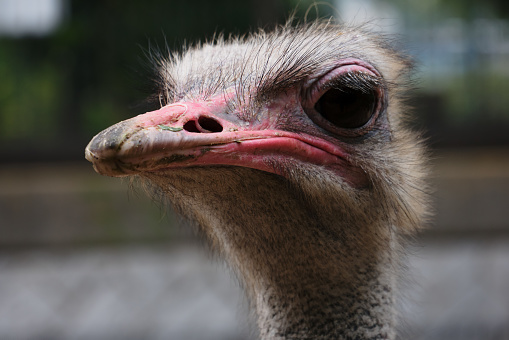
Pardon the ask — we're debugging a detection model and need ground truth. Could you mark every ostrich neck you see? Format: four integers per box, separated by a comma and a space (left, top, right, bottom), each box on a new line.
240, 216, 397, 340
251, 236, 396, 340
148, 168, 398, 340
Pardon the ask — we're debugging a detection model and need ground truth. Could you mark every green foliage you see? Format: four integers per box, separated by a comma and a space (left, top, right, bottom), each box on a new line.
0, 45, 61, 140
444, 73, 509, 123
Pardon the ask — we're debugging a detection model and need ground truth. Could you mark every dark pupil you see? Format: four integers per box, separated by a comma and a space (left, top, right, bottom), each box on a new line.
314, 87, 376, 129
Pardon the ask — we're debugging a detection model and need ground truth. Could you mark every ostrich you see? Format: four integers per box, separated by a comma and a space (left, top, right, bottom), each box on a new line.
85, 20, 427, 339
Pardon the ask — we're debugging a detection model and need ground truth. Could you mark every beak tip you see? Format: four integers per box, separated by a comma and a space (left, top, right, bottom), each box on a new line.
84, 146, 131, 177
85, 145, 97, 163
85, 131, 129, 177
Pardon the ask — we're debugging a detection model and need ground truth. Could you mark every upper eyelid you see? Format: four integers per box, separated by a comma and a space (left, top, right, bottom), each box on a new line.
318, 72, 382, 92
305, 70, 384, 105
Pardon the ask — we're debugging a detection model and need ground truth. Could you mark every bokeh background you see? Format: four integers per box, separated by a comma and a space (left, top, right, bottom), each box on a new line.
1, 0, 508, 339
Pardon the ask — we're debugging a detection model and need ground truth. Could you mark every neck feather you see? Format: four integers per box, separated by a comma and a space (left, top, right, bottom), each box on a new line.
252, 238, 397, 340
145, 167, 400, 340
230, 213, 398, 340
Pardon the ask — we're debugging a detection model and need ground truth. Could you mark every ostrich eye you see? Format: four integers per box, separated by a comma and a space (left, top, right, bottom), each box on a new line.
314, 86, 377, 129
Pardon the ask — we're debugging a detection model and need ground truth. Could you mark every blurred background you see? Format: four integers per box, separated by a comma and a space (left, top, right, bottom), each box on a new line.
0, 0, 508, 339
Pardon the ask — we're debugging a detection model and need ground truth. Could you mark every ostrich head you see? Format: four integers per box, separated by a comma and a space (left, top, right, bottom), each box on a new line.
86, 20, 427, 339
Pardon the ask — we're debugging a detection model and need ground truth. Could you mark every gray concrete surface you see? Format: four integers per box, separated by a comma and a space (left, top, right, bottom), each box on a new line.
0, 243, 252, 340
0, 240, 508, 340
401, 239, 509, 340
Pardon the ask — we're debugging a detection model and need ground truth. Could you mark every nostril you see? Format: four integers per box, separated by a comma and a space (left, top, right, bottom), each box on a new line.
183, 120, 200, 133
183, 116, 224, 133
198, 116, 223, 133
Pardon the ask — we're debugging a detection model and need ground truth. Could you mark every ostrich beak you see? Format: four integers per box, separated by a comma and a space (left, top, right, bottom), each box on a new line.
85, 99, 361, 184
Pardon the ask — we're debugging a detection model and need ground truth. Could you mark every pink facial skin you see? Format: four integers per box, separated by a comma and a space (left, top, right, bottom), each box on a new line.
85, 63, 376, 188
